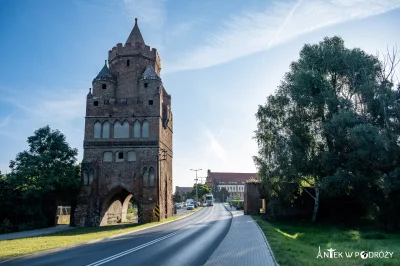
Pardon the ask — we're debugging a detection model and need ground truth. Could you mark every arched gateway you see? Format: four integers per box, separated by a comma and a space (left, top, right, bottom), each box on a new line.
73, 19, 173, 227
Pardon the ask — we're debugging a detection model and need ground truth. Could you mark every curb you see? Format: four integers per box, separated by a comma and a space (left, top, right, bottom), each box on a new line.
0, 208, 201, 265
222, 203, 279, 266
253, 219, 280, 266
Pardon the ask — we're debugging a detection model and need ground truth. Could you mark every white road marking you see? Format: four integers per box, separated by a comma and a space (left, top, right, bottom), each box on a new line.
86, 205, 216, 266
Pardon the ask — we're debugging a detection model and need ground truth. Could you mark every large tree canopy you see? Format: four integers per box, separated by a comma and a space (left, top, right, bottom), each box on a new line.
254, 36, 400, 226
1, 126, 81, 230
9, 125, 80, 198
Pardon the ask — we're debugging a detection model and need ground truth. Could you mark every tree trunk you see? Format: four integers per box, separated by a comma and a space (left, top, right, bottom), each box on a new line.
312, 185, 319, 222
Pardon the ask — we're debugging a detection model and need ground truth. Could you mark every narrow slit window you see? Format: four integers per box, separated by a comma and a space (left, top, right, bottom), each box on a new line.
94, 101, 99, 106
102, 84, 107, 89
149, 100, 153, 105
144, 83, 148, 88
127, 60, 130, 67
115, 151, 124, 162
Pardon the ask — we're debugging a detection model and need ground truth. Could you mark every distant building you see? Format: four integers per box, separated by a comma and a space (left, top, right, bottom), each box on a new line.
175, 186, 193, 201
175, 186, 193, 194
205, 170, 258, 200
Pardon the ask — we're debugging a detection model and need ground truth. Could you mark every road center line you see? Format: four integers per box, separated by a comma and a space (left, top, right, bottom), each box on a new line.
86, 205, 216, 266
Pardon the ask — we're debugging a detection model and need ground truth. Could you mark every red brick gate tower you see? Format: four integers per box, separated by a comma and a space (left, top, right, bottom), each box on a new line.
74, 19, 173, 226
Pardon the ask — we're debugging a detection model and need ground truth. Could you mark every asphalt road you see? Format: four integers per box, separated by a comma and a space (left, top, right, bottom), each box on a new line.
6, 203, 232, 266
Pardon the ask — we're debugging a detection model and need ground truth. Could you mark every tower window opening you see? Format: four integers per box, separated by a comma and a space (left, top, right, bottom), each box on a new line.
94, 101, 99, 106
144, 83, 148, 88
118, 152, 123, 159
149, 100, 153, 105
127, 60, 130, 67
102, 84, 107, 90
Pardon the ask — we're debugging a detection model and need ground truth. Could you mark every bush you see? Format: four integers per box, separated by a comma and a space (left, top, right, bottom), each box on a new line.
361, 232, 386, 239
1, 218, 13, 234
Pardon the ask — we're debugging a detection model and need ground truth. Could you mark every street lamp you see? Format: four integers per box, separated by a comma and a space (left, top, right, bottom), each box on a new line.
190, 169, 202, 202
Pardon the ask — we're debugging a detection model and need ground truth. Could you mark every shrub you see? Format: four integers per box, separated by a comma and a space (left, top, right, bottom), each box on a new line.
1, 218, 13, 234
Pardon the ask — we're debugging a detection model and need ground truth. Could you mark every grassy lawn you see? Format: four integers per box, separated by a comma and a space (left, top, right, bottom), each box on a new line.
253, 216, 400, 266
0, 208, 200, 260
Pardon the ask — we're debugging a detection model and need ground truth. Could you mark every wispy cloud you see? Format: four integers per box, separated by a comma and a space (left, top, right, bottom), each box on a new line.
0, 86, 85, 138
119, 0, 166, 28
205, 128, 229, 165
0, 113, 12, 129
166, 19, 206, 37
166, 0, 400, 72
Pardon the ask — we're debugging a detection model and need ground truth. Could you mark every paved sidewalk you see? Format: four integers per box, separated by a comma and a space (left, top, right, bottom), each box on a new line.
0, 225, 74, 241
204, 204, 278, 266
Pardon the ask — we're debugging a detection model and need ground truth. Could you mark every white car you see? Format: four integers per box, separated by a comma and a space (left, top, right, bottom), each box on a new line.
187, 203, 194, 210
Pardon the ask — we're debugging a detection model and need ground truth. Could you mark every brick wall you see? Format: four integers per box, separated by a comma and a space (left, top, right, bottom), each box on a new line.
74, 25, 172, 227
244, 183, 261, 215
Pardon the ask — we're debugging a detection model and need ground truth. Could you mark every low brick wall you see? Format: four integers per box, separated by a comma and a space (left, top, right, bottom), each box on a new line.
244, 183, 261, 215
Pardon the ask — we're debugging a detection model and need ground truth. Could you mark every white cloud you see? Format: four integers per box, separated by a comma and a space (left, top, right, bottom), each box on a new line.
165, 0, 400, 72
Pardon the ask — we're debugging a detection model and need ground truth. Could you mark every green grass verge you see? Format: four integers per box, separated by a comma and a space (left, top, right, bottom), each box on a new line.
253, 216, 400, 266
0, 209, 200, 260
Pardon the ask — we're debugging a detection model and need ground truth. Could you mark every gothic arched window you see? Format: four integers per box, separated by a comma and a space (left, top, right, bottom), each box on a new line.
143, 167, 149, 186
89, 169, 94, 185
114, 120, 129, 138
149, 167, 155, 186
94, 122, 101, 138
142, 120, 149, 139
103, 151, 113, 162
83, 170, 89, 185
102, 121, 110, 138
133, 120, 141, 138
128, 151, 136, 162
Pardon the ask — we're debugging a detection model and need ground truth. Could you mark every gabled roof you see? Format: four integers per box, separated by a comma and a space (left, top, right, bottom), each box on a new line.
209, 172, 258, 184
126, 18, 145, 45
93, 60, 115, 83
141, 65, 161, 81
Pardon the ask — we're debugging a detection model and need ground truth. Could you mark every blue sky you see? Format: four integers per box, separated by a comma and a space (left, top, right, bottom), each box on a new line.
1, 0, 400, 188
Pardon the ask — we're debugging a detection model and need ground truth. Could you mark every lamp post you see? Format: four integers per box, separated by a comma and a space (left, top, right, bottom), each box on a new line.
190, 169, 202, 202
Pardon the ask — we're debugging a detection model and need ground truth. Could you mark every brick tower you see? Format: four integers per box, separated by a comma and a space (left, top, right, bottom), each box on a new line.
74, 19, 173, 226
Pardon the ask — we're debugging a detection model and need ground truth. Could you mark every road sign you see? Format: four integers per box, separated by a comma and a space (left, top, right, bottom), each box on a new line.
154, 204, 160, 218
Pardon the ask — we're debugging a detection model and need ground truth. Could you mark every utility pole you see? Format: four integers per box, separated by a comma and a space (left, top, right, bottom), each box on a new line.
190, 169, 202, 202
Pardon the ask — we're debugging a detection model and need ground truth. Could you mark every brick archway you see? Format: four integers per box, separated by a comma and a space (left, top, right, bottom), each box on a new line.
99, 184, 141, 226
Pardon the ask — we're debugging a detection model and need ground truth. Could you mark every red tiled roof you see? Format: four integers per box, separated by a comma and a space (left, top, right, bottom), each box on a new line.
209, 172, 258, 184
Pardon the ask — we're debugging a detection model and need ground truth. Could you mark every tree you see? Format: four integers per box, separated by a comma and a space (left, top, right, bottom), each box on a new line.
190, 184, 211, 201
173, 190, 182, 203
214, 187, 229, 202
254, 36, 399, 223
8, 126, 81, 226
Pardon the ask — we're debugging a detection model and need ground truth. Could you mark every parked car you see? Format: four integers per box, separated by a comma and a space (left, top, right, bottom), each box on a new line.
183, 202, 187, 207
174, 203, 182, 209
187, 203, 194, 210
193, 201, 198, 208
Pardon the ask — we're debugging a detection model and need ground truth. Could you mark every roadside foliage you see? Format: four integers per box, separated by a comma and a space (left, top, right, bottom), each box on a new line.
254, 36, 400, 231
0, 126, 80, 233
